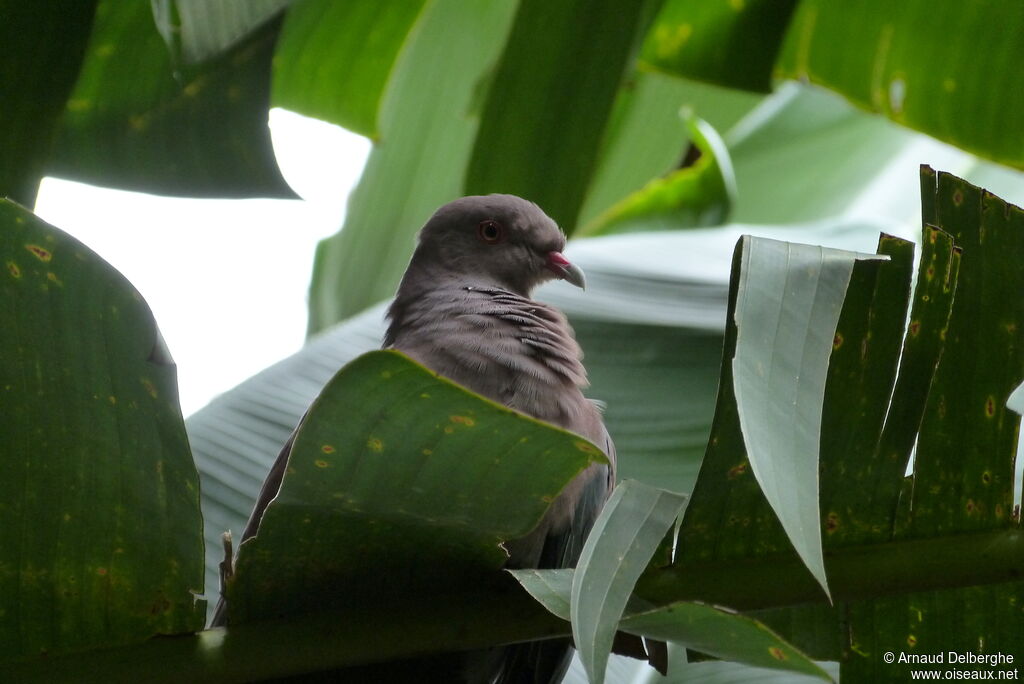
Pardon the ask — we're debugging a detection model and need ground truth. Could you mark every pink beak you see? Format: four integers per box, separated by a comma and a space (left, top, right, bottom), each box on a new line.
546, 252, 586, 289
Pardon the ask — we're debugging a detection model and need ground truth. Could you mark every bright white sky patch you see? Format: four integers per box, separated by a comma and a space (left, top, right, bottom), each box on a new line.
34, 109, 370, 417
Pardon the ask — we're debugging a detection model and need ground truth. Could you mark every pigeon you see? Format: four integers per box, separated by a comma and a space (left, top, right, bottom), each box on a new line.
212, 194, 615, 683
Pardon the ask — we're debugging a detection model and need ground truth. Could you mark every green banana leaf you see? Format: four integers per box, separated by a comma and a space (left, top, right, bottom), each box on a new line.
640, 0, 799, 92
306, 0, 519, 330
271, 0, 427, 138
775, 0, 1024, 171
48, 0, 293, 199
0, 201, 205, 661
634, 169, 1024, 679
226, 351, 607, 623
0, 1, 97, 206
463, 0, 662, 232
643, 0, 1024, 171
151, 0, 289, 65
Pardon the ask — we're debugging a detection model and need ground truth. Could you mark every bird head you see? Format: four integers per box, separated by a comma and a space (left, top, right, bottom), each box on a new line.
412, 194, 585, 296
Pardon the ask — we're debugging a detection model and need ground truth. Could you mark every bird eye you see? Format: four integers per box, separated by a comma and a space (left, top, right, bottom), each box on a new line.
477, 220, 504, 244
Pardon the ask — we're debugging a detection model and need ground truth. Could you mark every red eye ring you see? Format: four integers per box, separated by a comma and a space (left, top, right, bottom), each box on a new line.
477, 219, 504, 244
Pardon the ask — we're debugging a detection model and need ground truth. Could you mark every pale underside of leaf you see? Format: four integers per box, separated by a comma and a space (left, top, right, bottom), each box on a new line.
731, 236, 887, 600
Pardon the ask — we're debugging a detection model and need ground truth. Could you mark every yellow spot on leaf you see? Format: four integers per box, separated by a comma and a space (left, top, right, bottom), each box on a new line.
25, 244, 52, 262
129, 114, 148, 132
420, 393, 430, 399
314, 459, 329, 468
444, 425, 455, 434
729, 0, 744, 10
450, 415, 475, 427
943, 78, 956, 92
96, 43, 115, 57
63, 513, 71, 522
574, 440, 599, 455
907, 634, 917, 647
67, 98, 92, 112
183, 81, 202, 97
422, 448, 433, 456
367, 437, 383, 452
96, 567, 108, 577
141, 378, 158, 399
46, 272, 63, 287
653, 23, 692, 59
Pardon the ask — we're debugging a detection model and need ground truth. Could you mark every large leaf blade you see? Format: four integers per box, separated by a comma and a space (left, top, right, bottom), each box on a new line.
49, 0, 292, 198
226, 351, 607, 622
0, 1, 98, 206
0, 202, 205, 660
620, 603, 830, 680
571, 480, 687, 684
271, 0, 427, 138
464, 0, 661, 233
640, 0, 799, 92
775, 0, 1024, 170
578, 115, 735, 236
151, 0, 289, 65
732, 237, 886, 597
306, 0, 519, 328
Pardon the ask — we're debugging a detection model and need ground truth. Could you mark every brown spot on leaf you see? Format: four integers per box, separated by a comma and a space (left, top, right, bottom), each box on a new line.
953, 189, 964, 205
768, 646, 787, 661
832, 332, 843, 350
985, 396, 996, 418
727, 462, 748, 479
6, 261, 20, 278
25, 244, 52, 262
321, 444, 335, 454
450, 415, 475, 427
965, 499, 977, 515
314, 459, 329, 468
907, 634, 917, 647
367, 437, 383, 452
982, 471, 992, 485
825, 512, 840, 533
908, 320, 921, 337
